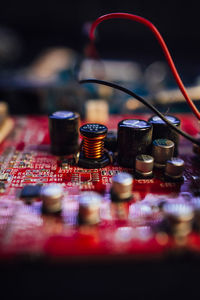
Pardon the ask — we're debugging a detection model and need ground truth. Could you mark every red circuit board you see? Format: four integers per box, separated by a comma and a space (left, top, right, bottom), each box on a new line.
0, 114, 200, 262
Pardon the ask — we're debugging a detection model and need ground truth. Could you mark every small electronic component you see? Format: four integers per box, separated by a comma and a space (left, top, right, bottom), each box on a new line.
164, 157, 184, 181
152, 139, 174, 168
48, 111, 80, 156
78, 191, 102, 225
0, 181, 5, 193
0, 174, 9, 181
60, 159, 69, 169
40, 184, 63, 214
78, 123, 110, 168
104, 131, 117, 152
135, 154, 154, 178
148, 115, 180, 156
20, 185, 41, 198
111, 172, 133, 202
162, 202, 194, 242
117, 119, 152, 167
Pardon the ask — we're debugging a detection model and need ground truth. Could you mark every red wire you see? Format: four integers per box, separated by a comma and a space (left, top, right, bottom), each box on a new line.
89, 13, 200, 120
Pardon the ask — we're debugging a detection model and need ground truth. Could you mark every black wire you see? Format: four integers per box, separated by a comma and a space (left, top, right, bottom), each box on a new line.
79, 78, 200, 146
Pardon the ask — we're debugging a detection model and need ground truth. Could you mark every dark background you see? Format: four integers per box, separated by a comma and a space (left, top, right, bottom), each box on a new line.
0, 0, 200, 115
0, 0, 200, 64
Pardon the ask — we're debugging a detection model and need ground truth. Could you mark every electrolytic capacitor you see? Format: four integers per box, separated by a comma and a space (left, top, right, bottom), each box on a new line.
117, 119, 152, 168
135, 154, 154, 178
148, 115, 180, 156
49, 111, 80, 156
163, 202, 194, 242
104, 130, 117, 152
152, 139, 174, 168
164, 157, 184, 180
111, 172, 133, 202
78, 191, 102, 225
40, 184, 63, 214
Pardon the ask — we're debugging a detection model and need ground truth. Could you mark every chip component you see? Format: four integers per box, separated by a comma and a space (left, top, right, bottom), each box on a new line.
20, 185, 41, 198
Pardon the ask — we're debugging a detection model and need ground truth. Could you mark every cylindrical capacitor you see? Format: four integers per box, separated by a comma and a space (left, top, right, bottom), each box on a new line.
163, 202, 194, 240
148, 115, 180, 156
40, 184, 63, 214
111, 172, 133, 202
117, 119, 152, 167
104, 130, 117, 152
152, 139, 174, 168
135, 154, 154, 178
78, 191, 102, 225
165, 157, 184, 180
49, 111, 80, 156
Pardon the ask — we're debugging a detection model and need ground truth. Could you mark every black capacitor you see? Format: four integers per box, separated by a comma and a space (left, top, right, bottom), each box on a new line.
104, 130, 117, 152
148, 115, 180, 156
117, 119, 153, 168
49, 111, 80, 156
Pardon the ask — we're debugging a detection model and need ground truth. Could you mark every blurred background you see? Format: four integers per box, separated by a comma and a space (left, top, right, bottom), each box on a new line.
0, 0, 200, 117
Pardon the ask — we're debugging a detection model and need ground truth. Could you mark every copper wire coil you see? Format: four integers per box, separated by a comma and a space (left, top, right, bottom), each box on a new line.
82, 134, 106, 159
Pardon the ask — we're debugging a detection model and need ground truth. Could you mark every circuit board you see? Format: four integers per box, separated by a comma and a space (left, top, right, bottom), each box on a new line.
0, 113, 200, 262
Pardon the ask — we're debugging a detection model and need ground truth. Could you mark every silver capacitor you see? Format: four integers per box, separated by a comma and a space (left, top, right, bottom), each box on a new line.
163, 202, 194, 241
78, 191, 102, 225
111, 172, 133, 202
165, 157, 184, 179
152, 139, 174, 168
40, 184, 63, 214
135, 154, 154, 178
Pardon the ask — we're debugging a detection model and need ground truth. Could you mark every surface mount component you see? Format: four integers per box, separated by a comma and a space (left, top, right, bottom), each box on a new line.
135, 154, 154, 178
164, 157, 184, 181
111, 172, 133, 202
117, 119, 152, 168
162, 202, 194, 242
78, 191, 102, 225
78, 123, 110, 168
20, 185, 41, 198
148, 115, 180, 156
40, 184, 63, 214
48, 111, 80, 156
104, 130, 117, 152
152, 139, 174, 168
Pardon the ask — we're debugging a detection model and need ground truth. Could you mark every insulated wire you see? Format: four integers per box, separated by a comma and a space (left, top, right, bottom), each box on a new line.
79, 78, 200, 146
89, 13, 200, 120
